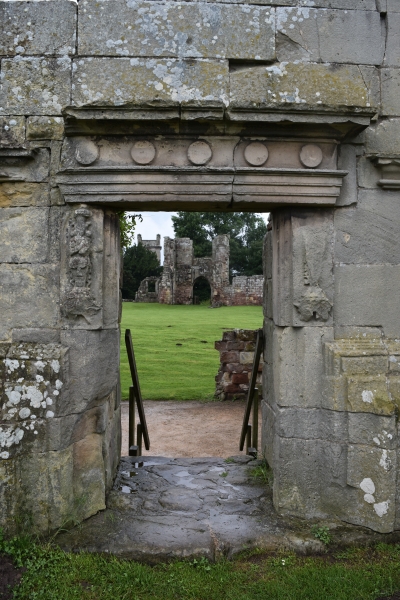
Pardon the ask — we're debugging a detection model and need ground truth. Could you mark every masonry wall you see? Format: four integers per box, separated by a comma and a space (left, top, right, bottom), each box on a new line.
215, 330, 263, 401
1, 0, 400, 536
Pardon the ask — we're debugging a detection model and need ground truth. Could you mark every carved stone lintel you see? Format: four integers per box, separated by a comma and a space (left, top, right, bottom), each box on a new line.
57, 136, 347, 211
371, 157, 400, 190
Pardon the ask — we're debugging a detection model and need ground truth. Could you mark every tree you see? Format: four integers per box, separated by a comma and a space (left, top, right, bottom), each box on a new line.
171, 212, 267, 278
122, 243, 163, 299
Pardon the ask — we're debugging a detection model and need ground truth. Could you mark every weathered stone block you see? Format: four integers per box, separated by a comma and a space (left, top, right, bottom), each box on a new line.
59, 329, 120, 415
0, 0, 76, 56
381, 69, 400, 116
12, 329, 60, 344
357, 156, 381, 189
347, 445, 396, 533
73, 433, 106, 520
336, 144, 357, 206
14, 444, 74, 533
103, 211, 121, 330
341, 355, 388, 374
335, 189, 400, 265
386, 13, 400, 67
334, 265, 400, 338
0, 57, 71, 116
273, 437, 331, 518
0, 116, 25, 146
220, 351, 240, 363
78, 0, 275, 61
348, 413, 396, 449
231, 373, 249, 384
0, 207, 49, 263
273, 210, 334, 327
0, 183, 50, 208
72, 58, 228, 108
317, 10, 384, 64
276, 407, 347, 443
365, 119, 400, 155
272, 326, 333, 409
239, 352, 254, 365
277, 8, 384, 65
27, 116, 64, 140
0, 264, 60, 340
230, 62, 376, 112
347, 375, 394, 415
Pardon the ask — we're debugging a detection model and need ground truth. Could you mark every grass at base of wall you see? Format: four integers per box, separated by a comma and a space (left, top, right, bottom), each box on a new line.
120, 303, 263, 401
4, 534, 400, 600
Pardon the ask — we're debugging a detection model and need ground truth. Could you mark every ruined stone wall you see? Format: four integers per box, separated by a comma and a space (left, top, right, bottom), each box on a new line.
215, 330, 263, 401
158, 235, 263, 306
137, 234, 161, 264
1, 0, 400, 536
135, 276, 160, 303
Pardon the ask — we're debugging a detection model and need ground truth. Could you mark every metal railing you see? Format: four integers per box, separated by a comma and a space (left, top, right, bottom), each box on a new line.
125, 329, 150, 460
239, 328, 263, 457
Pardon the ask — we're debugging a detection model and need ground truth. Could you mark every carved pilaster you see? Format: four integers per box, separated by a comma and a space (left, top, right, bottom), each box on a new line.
60, 205, 103, 328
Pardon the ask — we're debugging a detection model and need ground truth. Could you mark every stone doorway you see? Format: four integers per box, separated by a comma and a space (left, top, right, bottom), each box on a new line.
193, 276, 211, 305
4, 110, 394, 539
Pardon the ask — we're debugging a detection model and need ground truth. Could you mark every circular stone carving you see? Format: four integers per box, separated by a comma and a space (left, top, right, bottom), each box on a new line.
131, 140, 156, 165
75, 140, 99, 166
244, 142, 269, 166
299, 144, 323, 168
187, 141, 212, 165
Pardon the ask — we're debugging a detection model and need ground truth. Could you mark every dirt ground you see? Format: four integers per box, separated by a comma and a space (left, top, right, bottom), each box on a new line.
121, 400, 262, 458
0, 555, 24, 600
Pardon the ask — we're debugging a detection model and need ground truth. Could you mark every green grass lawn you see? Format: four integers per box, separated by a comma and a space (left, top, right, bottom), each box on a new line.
4, 534, 400, 600
120, 303, 263, 401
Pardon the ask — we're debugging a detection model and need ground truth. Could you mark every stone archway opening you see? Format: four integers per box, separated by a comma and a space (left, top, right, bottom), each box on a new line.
192, 275, 211, 305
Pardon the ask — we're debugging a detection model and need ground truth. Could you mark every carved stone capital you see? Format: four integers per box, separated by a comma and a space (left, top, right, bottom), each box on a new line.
371, 156, 400, 190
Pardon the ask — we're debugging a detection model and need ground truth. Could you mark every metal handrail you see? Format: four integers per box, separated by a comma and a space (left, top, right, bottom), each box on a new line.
239, 328, 263, 456
125, 329, 150, 457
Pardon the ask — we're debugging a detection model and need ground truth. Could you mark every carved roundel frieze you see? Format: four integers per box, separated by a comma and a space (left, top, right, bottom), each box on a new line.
131, 140, 156, 165
187, 141, 213, 165
244, 142, 269, 167
299, 144, 323, 168
75, 140, 99, 166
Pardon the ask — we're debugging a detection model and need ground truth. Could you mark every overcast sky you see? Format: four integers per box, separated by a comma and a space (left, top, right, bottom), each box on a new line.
134, 211, 270, 264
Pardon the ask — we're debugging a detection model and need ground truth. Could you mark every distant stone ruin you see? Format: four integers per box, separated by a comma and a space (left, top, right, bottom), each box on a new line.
135, 234, 263, 307
137, 234, 161, 264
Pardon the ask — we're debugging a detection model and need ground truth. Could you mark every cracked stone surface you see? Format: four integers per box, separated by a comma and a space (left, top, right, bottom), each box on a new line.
56, 455, 400, 561
56, 455, 317, 561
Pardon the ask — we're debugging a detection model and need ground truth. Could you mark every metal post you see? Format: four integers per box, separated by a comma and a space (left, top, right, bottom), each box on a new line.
137, 423, 143, 467
246, 424, 252, 455
128, 385, 135, 451
252, 388, 259, 452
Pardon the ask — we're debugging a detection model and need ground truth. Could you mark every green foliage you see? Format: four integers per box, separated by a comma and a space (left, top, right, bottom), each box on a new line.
249, 459, 273, 486
122, 243, 163, 299
120, 303, 263, 400
2, 530, 400, 600
311, 525, 332, 546
171, 212, 267, 278
116, 212, 142, 249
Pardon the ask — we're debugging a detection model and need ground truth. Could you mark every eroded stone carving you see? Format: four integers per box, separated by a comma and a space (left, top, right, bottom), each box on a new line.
61, 207, 101, 322
75, 140, 99, 166
244, 142, 269, 166
131, 141, 156, 165
299, 144, 323, 168
187, 141, 212, 165
294, 225, 333, 322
